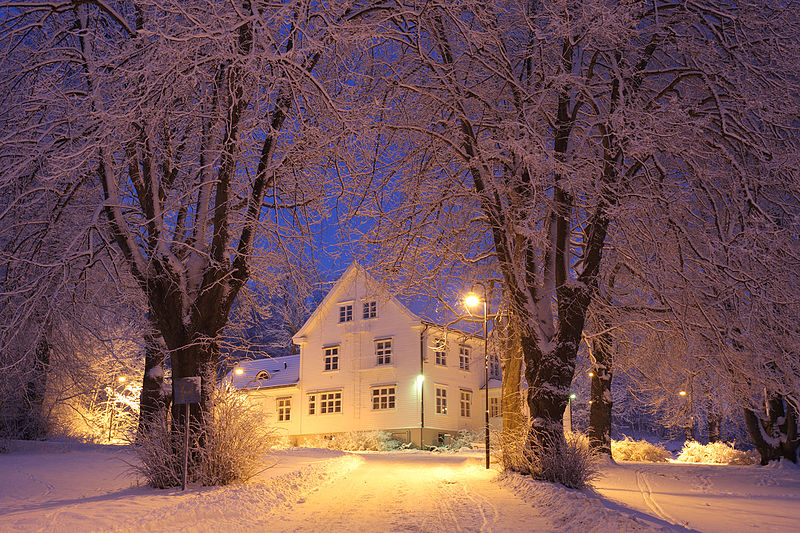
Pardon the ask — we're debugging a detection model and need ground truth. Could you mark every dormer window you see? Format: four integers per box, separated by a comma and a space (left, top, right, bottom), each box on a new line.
255, 370, 270, 381
339, 303, 353, 323
363, 300, 377, 319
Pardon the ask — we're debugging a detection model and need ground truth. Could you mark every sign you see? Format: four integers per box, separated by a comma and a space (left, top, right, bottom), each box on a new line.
174, 377, 201, 405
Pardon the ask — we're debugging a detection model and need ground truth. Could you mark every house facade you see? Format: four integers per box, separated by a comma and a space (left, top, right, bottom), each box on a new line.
226, 263, 501, 447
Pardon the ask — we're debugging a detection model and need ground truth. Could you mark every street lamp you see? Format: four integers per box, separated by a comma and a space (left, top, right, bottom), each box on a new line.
567, 393, 577, 433
464, 283, 490, 470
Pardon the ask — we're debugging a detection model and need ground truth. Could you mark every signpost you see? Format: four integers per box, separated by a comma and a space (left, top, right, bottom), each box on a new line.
174, 377, 201, 491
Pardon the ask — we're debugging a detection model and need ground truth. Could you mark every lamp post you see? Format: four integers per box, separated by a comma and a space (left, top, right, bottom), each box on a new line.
465, 283, 490, 470
108, 375, 127, 442
567, 392, 576, 433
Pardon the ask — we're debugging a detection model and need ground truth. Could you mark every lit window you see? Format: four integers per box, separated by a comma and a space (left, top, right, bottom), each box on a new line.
490, 397, 501, 418
339, 304, 353, 323
435, 387, 447, 414
371, 386, 396, 410
434, 339, 446, 366
376, 339, 392, 365
324, 346, 339, 371
489, 355, 500, 379
460, 390, 472, 417
363, 301, 377, 319
256, 370, 270, 381
459, 346, 470, 371
320, 391, 342, 413
277, 397, 291, 421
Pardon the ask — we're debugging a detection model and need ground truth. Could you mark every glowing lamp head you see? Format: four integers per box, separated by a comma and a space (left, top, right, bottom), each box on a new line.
417, 374, 425, 384
588, 371, 594, 378
569, 393, 577, 400
117, 376, 127, 383
464, 293, 481, 309
234, 367, 245, 376
679, 390, 687, 397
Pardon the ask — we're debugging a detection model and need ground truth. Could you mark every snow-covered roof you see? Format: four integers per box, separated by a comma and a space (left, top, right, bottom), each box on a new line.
225, 355, 300, 390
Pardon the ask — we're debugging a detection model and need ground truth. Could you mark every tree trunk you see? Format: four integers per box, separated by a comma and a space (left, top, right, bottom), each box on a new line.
20, 332, 51, 439
743, 395, 799, 465
136, 328, 168, 442
499, 313, 527, 471
588, 332, 613, 455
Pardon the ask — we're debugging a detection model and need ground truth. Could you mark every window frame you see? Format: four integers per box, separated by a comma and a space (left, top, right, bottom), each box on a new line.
338, 303, 353, 323
489, 354, 500, 380
371, 385, 396, 410
460, 389, 472, 417
375, 338, 392, 366
435, 386, 448, 415
362, 300, 377, 319
434, 338, 447, 366
490, 396, 501, 418
277, 397, 291, 422
459, 345, 471, 371
323, 345, 339, 372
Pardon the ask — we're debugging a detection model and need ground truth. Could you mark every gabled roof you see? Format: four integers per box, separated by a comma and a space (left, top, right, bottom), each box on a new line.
292, 261, 420, 342
224, 354, 300, 390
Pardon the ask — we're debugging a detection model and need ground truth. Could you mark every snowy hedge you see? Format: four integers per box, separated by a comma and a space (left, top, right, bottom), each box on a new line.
611, 437, 671, 462
675, 441, 758, 465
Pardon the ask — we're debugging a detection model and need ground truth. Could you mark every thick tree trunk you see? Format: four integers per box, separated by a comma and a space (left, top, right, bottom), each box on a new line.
499, 313, 527, 471
743, 395, 799, 465
136, 329, 168, 442
588, 332, 613, 455
20, 333, 51, 439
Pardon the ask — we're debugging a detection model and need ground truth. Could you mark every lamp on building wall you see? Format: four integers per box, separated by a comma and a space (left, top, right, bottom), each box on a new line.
465, 282, 490, 470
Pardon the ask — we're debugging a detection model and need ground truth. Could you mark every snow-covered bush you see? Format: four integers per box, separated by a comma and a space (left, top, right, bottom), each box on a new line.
611, 437, 671, 462
130, 385, 277, 488
302, 430, 402, 451
675, 440, 758, 465
529, 431, 599, 490
430, 429, 479, 452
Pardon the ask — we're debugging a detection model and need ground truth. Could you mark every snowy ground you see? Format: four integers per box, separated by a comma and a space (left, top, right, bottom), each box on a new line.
1, 442, 799, 532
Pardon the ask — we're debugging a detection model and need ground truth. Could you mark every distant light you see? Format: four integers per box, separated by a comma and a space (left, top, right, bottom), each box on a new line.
464, 293, 481, 309
234, 367, 244, 376
118, 376, 127, 383
569, 393, 577, 400
588, 371, 594, 378
679, 390, 687, 397
417, 374, 425, 384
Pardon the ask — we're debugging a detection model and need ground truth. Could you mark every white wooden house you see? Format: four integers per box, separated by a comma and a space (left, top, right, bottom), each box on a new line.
225, 263, 502, 447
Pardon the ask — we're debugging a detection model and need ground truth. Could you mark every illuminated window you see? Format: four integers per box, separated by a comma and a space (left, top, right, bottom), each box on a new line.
339, 304, 353, 323
320, 391, 342, 413
324, 346, 339, 371
435, 386, 447, 414
256, 370, 270, 381
459, 346, 471, 371
490, 397, 501, 418
489, 355, 500, 380
363, 301, 377, 319
277, 397, 291, 421
434, 339, 446, 366
371, 386, 396, 410
375, 339, 392, 365
460, 390, 472, 417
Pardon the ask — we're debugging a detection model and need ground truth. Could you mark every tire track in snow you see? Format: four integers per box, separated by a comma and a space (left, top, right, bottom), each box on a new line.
635, 469, 678, 526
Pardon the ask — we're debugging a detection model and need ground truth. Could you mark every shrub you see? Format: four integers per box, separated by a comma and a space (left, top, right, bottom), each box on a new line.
675, 440, 758, 465
611, 437, 671, 462
302, 430, 402, 451
130, 385, 277, 488
528, 430, 599, 489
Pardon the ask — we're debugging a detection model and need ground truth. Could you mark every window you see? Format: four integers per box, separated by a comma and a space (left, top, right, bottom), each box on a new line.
375, 339, 392, 365
277, 397, 291, 421
434, 339, 446, 366
490, 397, 501, 418
320, 391, 342, 413
459, 346, 471, 371
363, 300, 377, 319
324, 346, 339, 371
371, 386, 396, 410
435, 386, 447, 414
489, 355, 500, 380
255, 370, 270, 381
460, 390, 472, 417
308, 391, 342, 414
339, 304, 353, 323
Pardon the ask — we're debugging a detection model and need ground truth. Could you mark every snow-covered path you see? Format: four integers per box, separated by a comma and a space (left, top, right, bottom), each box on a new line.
272, 452, 552, 532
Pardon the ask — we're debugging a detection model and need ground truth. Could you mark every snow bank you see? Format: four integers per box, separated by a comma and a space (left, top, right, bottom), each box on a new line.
674, 441, 758, 465
612, 437, 671, 463
498, 471, 670, 532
